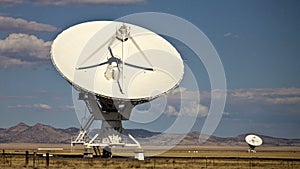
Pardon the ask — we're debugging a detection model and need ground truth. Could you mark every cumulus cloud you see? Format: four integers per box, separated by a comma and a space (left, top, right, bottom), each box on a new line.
0, 0, 144, 6
167, 87, 200, 102
164, 87, 300, 119
0, 56, 33, 68
165, 105, 176, 115
0, 33, 52, 68
164, 102, 208, 117
0, 16, 59, 33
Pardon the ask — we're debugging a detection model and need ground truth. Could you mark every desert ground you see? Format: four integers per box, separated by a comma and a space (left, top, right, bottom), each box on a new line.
1, 144, 300, 169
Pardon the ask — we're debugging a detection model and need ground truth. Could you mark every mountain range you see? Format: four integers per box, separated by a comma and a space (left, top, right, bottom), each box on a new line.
0, 123, 300, 147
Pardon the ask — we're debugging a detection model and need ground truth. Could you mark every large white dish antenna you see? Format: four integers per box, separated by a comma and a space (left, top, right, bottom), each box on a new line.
51, 21, 184, 101
245, 134, 263, 147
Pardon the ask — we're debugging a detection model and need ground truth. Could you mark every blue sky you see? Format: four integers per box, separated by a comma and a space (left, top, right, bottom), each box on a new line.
0, 0, 300, 139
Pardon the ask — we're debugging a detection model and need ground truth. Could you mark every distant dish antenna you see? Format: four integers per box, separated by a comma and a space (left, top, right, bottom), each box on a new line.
245, 134, 263, 153
51, 21, 184, 160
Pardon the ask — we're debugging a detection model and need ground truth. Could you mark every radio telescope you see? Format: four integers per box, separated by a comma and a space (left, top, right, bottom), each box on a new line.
245, 134, 263, 153
51, 21, 184, 160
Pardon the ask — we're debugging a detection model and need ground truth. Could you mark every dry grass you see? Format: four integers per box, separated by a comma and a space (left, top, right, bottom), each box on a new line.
1, 156, 300, 169
0, 144, 300, 169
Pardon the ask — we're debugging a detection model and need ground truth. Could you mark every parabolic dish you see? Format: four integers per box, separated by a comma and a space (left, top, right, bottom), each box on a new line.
245, 134, 263, 147
51, 21, 184, 101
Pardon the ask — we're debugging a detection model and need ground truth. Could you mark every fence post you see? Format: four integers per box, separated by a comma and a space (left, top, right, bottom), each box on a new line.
25, 150, 29, 167
9, 153, 12, 167
33, 151, 36, 169
1, 149, 4, 163
46, 152, 49, 169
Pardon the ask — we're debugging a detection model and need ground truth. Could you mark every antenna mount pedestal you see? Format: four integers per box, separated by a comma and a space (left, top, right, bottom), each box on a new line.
72, 89, 146, 160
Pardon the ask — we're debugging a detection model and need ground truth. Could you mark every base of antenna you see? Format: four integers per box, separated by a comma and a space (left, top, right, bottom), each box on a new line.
73, 90, 146, 160
102, 146, 112, 158
81, 144, 143, 160
248, 148, 257, 153
248, 144, 257, 153
134, 148, 144, 160
83, 147, 93, 158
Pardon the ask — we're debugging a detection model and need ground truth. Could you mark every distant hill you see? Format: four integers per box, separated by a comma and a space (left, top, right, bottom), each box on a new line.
0, 123, 300, 146
126, 129, 160, 138
0, 123, 79, 144
179, 132, 300, 147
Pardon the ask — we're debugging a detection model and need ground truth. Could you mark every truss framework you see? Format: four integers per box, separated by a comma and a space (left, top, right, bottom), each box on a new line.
71, 89, 146, 160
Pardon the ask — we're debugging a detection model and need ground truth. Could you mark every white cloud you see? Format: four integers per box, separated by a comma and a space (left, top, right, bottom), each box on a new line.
36, 104, 52, 110
164, 88, 300, 119
0, 0, 22, 6
170, 87, 187, 95
167, 88, 200, 102
58, 105, 75, 111
8, 105, 31, 109
0, 33, 52, 68
265, 97, 300, 104
0, 55, 33, 68
231, 90, 254, 98
0, 0, 144, 6
228, 88, 300, 104
260, 88, 300, 96
8, 103, 52, 110
183, 102, 208, 117
197, 104, 209, 117
164, 102, 208, 117
0, 16, 59, 32
224, 32, 239, 38
165, 105, 176, 115
167, 88, 300, 110
0, 95, 38, 99
220, 88, 300, 122
211, 89, 227, 100
8, 103, 74, 112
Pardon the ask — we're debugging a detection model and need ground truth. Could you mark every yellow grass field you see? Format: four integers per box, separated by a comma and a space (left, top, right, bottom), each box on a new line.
1, 144, 300, 169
